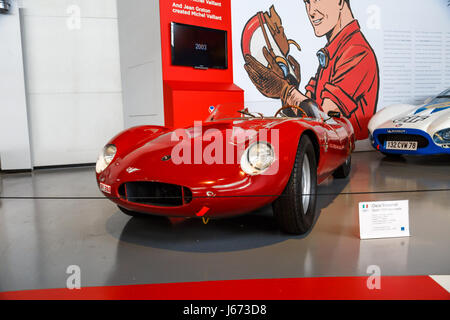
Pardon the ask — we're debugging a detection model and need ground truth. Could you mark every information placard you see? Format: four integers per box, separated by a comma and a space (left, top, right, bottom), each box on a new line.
359, 200, 410, 240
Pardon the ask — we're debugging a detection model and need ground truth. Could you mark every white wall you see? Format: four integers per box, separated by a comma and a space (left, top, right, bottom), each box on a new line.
116, 0, 165, 128
0, 0, 32, 170
20, 0, 124, 167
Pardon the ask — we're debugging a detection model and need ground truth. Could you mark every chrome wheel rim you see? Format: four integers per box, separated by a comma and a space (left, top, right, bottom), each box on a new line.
301, 154, 311, 212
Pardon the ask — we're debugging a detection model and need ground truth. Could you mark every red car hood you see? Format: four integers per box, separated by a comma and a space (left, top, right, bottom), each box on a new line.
106, 119, 291, 190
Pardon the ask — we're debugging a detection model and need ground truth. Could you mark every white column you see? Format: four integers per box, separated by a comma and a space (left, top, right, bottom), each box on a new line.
0, 0, 32, 170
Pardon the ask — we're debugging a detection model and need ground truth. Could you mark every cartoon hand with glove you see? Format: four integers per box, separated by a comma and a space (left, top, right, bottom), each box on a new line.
242, 6, 302, 104
244, 49, 294, 103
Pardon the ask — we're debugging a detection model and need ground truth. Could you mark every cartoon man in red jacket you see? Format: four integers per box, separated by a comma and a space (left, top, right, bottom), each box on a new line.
244, 0, 379, 140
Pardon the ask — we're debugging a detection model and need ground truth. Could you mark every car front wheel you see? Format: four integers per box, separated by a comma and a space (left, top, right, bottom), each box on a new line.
272, 135, 318, 235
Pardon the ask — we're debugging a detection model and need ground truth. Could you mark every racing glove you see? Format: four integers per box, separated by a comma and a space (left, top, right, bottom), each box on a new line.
264, 5, 289, 57
244, 48, 295, 103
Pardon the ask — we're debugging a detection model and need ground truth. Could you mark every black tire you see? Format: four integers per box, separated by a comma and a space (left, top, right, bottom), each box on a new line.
272, 135, 318, 235
117, 206, 149, 219
333, 155, 352, 179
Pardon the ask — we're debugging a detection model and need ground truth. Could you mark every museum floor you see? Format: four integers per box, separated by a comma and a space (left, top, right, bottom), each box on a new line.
0, 152, 449, 298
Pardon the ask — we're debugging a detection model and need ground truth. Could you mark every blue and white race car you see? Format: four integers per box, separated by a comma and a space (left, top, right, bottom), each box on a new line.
368, 88, 450, 156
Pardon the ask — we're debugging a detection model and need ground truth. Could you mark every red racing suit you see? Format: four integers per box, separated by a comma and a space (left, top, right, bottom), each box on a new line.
306, 20, 379, 140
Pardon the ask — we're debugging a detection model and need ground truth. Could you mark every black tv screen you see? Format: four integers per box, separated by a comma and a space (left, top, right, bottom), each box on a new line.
171, 22, 228, 70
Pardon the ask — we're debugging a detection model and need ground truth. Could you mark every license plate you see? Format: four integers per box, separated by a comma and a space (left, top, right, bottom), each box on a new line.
99, 182, 111, 194
385, 141, 418, 151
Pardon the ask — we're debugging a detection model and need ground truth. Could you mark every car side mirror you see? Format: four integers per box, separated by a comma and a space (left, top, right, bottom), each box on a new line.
327, 111, 341, 118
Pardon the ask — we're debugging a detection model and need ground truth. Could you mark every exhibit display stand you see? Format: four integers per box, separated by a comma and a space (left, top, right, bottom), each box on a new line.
117, 0, 243, 129
163, 81, 243, 127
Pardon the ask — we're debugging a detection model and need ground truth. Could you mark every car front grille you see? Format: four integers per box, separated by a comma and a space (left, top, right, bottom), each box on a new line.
118, 182, 193, 207
377, 134, 429, 148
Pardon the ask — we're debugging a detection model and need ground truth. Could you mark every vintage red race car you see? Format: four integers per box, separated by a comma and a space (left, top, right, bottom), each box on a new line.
96, 101, 355, 235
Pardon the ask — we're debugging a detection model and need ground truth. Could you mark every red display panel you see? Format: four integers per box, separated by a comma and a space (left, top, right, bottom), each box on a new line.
159, 0, 243, 128
163, 81, 243, 127
159, 0, 234, 83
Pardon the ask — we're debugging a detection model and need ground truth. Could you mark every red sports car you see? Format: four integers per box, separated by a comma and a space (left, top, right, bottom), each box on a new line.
96, 101, 355, 235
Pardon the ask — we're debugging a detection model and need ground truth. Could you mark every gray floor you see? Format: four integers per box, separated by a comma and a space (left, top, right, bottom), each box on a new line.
0, 152, 449, 293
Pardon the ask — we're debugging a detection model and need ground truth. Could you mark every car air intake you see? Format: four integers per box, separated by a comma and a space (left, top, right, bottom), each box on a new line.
119, 182, 193, 207
377, 134, 429, 148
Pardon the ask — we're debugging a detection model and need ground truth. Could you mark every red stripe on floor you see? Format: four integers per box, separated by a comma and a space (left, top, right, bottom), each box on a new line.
1, 276, 449, 300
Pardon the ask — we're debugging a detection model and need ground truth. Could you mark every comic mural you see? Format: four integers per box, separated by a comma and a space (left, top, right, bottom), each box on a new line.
240, 0, 379, 140
234, 0, 450, 143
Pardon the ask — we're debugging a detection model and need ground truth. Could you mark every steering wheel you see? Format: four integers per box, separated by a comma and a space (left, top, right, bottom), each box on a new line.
274, 105, 308, 118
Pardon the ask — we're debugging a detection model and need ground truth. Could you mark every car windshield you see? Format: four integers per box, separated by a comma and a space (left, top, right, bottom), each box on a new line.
205, 102, 323, 121
205, 103, 256, 121
429, 88, 450, 104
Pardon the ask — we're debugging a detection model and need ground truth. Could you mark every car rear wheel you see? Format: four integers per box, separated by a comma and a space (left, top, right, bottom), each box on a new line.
332, 155, 352, 179
272, 135, 318, 235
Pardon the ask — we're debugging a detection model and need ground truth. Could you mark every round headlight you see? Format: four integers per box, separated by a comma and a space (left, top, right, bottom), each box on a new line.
96, 144, 117, 174
240, 142, 275, 175
441, 130, 450, 141
104, 145, 117, 163
433, 129, 450, 145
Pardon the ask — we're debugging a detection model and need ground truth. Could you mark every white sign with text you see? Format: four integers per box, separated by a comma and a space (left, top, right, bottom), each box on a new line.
359, 200, 410, 240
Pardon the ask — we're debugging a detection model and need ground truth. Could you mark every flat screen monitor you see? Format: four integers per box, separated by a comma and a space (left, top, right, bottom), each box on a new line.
171, 22, 228, 70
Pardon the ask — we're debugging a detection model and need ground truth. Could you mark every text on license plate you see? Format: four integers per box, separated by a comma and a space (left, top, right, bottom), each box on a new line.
385, 141, 418, 151
99, 182, 111, 194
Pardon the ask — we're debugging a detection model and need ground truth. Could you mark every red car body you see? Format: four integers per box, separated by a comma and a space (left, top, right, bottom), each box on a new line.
96, 111, 354, 219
